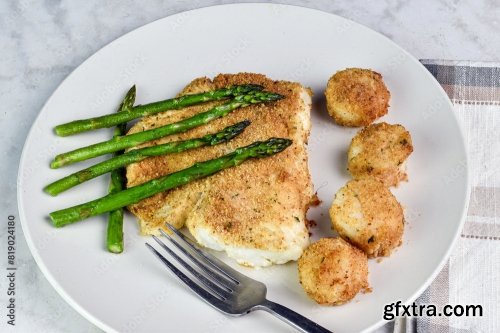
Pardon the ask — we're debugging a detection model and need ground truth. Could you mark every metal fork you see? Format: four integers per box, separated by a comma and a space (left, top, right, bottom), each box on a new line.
145, 224, 332, 333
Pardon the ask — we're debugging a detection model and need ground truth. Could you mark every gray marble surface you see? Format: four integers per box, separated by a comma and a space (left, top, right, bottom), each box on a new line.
1, 1, 498, 332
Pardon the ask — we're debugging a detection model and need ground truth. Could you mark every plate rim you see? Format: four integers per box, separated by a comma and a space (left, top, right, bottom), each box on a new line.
17, 3, 471, 332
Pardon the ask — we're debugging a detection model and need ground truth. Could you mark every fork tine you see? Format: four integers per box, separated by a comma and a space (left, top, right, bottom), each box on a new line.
151, 235, 231, 298
158, 229, 237, 288
145, 242, 228, 310
165, 224, 244, 284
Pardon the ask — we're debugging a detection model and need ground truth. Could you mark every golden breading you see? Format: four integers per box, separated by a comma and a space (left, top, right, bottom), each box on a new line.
329, 178, 404, 258
325, 68, 390, 127
347, 122, 413, 187
126, 73, 313, 267
298, 238, 369, 305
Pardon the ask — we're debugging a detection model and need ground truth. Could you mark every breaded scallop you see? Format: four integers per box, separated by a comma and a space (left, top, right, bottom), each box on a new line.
325, 68, 390, 127
347, 122, 413, 187
329, 178, 404, 258
298, 238, 369, 305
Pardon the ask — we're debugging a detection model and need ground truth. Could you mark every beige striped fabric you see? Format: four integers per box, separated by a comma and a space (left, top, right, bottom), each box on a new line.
414, 60, 500, 333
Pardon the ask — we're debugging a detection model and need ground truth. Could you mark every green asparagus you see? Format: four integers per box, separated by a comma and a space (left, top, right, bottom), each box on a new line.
106, 85, 135, 254
44, 121, 250, 196
50, 91, 282, 168
49, 138, 292, 227
106, 172, 125, 253
54, 84, 263, 136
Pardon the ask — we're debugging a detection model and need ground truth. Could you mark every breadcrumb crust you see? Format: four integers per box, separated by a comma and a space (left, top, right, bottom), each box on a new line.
347, 122, 413, 187
330, 178, 404, 258
298, 238, 369, 305
325, 68, 390, 127
125, 73, 313, 260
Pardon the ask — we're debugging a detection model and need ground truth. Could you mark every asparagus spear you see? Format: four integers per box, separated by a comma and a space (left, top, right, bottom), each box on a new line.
54, 84, 263, 136
106, 85, 136, 254
44, 121, 250, 196
107, 167, 125, 253
49, 138, 292, 227
50, 91, 282, 168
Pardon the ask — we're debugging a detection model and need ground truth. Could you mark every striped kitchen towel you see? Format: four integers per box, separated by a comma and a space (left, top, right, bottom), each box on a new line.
411, 60, 500, 333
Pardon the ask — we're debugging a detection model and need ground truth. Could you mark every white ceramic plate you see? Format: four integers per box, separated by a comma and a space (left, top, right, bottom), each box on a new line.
18, 4, 469, 333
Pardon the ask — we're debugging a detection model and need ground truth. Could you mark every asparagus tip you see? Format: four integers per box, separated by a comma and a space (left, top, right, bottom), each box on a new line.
206, 120, 251, 145
128, 85, 137, 98
120, 85, 137, 111
237, 91, 285, 104
231, 84, 264, 96
239, 84, 264, 92
268, 92, 285, 101
244, 138, 292, 157
236, 119, 251, 129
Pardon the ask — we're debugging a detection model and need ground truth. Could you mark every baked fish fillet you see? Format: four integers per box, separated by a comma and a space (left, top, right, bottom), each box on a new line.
126, 73, 313, 267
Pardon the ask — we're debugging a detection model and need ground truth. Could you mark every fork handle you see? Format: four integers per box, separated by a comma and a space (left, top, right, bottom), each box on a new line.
258, 299, 332, 333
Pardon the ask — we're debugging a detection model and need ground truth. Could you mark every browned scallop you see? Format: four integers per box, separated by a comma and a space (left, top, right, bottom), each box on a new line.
325, 68, 390, 127
347, 122, 413, 187
298, 238, 369, 305
329, 178, 404, 258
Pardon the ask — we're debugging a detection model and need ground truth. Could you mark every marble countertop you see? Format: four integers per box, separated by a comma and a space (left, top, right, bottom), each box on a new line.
1, 1, 498, 332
